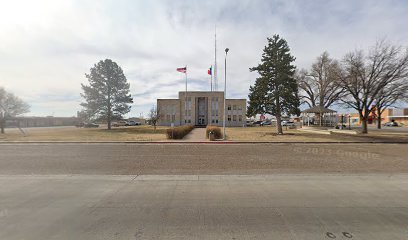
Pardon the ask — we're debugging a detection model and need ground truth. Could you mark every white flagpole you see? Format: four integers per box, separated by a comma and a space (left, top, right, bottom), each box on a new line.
214, 25, 217, 91
210, 65, 213, 91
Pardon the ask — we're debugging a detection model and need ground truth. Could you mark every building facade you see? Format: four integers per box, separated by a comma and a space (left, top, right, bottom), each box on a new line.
6, 116, 78, 128
349, 107, 408, 126
157, 91, 246, 127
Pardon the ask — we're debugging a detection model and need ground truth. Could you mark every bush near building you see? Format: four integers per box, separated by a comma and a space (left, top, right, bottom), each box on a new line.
206, 125, 222, 139
166, 125, 194, 139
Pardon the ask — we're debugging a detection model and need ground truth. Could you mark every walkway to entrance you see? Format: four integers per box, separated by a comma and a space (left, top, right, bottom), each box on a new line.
182, 128, 207, 141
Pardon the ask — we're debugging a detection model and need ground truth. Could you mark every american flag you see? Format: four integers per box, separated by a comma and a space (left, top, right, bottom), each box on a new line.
176, 67, 187, 73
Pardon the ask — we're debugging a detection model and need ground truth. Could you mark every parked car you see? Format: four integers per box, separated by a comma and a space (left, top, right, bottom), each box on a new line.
126, 120, 143, 126
84, 122, 99, 128
126, 120, 136, 126
282, 121, 295, 126
253, 120, 263, 126
383, 121, 398, 127
113, 121, 127, 127
260, 121, 272, 126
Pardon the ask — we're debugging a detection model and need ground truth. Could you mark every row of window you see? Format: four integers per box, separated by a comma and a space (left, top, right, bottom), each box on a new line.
166, 115, 176, 122
166, 114, 243, 123
184, 110, 192, 116
227, 115, 244, 122
227, 105, 243, 111
164, 116, 243, 124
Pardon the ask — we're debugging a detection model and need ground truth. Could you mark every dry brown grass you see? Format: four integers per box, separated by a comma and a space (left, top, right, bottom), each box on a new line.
1, 125, 407, 142
225, 126, 408, 142
0, 125, 168, 142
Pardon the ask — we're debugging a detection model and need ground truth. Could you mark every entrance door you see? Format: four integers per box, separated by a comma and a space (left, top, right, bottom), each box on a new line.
197, 97, 207, 126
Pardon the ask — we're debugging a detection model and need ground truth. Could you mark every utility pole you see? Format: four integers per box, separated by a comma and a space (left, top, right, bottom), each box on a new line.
223, 48, 229, 140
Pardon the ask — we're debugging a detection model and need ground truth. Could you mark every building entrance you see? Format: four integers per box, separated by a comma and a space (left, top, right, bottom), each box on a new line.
196, 97, 207, 126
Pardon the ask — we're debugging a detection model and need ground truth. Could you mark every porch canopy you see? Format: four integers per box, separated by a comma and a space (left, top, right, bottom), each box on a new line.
301, 106, 337, 127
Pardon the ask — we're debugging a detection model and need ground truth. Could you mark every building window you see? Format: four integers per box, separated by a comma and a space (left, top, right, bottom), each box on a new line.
228, 115, 231, 121
233, 115, 237, 121
216, 119, 218, 123
228, 105, 231, 110
212, 119, 215, 123
239, 115, 242, 122
233, 105, 236, 110
172, 115, 175, 122
188, 119, 191, 123
166, 115, 170, 122
238, 105, 242, 111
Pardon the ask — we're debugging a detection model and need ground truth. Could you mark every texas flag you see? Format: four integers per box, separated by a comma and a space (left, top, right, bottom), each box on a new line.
176, 67, 187, 73
208, 66, 212, 75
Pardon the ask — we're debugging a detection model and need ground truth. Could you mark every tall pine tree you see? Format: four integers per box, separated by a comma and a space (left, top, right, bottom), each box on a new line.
81, 59, 133, 130
248, 35, 300, 134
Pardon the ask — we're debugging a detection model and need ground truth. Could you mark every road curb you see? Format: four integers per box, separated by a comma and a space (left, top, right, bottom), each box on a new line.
0, 141, 407, 144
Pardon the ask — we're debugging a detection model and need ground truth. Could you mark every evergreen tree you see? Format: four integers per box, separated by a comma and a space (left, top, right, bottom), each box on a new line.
81, 59, 133, 130
248, 35, 300, 134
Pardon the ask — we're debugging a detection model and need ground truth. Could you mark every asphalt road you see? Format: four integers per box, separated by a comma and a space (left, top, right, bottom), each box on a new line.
0, 143, 407, 174
0, 174, 407, 240
1, 143, 408, 239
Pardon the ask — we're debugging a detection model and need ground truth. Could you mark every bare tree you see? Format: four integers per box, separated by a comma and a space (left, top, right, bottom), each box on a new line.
337, 41, 408, 133
0, 87, 30, 134
148, 105, 161, 131
297, 51, 345, 108
375, 83, 408, 129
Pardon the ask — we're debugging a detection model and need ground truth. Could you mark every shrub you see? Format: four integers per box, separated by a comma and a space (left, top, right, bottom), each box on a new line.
206, 125, 222, 139
166, 125, 194, 139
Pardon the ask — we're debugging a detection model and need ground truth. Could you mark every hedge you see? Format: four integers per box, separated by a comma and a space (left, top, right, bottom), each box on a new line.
166, 125, 194, 139
206, 125, 222, 139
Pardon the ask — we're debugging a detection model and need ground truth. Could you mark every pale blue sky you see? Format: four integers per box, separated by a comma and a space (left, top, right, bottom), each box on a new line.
1, 0, 407, 117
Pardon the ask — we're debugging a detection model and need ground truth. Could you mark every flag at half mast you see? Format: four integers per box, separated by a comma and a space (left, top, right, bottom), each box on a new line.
176, 67, 187, 73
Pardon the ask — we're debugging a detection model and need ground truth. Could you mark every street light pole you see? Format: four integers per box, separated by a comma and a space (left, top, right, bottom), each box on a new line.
223, 48, 229, 140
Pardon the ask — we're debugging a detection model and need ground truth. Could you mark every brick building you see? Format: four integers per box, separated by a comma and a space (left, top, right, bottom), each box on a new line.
349, 107, 408, 126
157, 91, 246, 127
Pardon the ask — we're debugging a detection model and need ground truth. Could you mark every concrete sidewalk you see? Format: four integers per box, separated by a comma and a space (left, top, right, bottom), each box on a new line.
0, 174, 407, 239
182, 128, 207, 141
